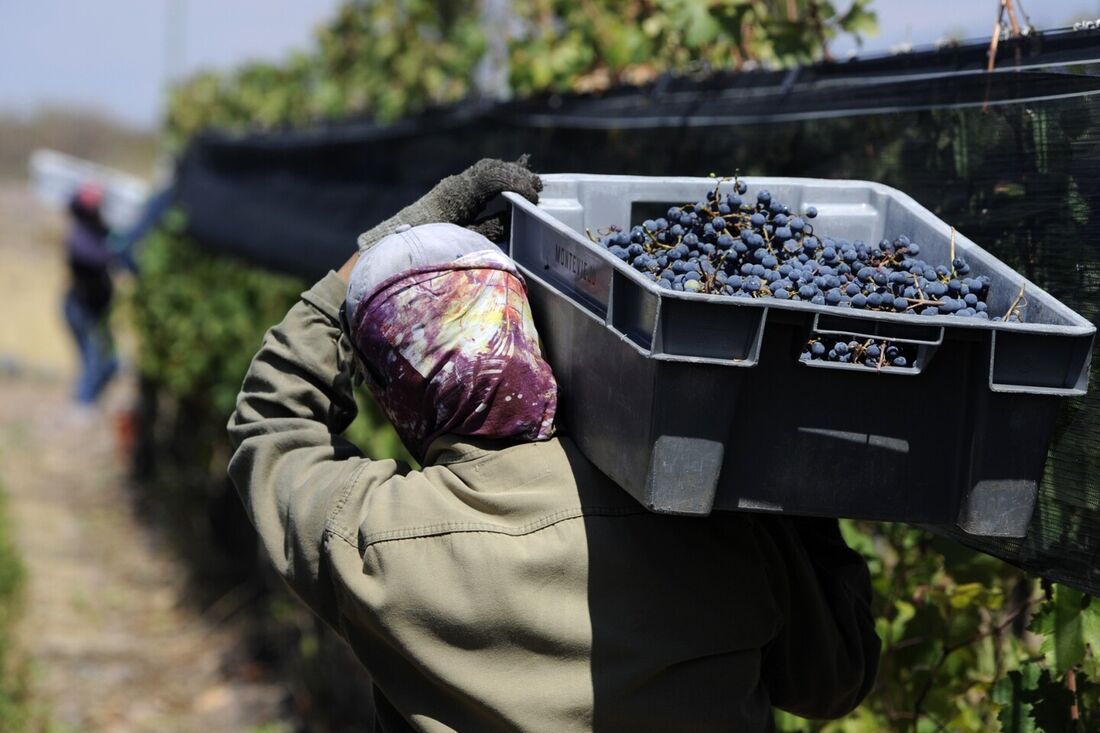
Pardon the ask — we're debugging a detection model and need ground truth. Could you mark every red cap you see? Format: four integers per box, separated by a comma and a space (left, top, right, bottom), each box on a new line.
76, 181, 104, 210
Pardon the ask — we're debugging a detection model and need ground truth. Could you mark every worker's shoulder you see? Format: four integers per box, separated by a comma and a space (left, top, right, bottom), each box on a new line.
330, 436, 666, 551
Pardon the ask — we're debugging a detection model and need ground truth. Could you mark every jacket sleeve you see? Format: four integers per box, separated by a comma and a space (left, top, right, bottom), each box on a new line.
227, 271, 409, 626
756, 516, 881, 720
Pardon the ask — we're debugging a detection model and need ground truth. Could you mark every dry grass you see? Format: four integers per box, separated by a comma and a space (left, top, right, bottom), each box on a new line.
0, 378, 289, 732
0, 107, 159, 181
0, 184, 72, 378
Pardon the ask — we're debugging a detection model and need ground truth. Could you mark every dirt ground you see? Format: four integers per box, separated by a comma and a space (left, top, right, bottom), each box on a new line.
0, 182, 290, 732
0, 183, 71, 377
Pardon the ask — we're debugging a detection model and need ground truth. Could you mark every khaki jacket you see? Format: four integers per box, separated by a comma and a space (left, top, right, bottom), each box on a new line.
228, 272, 879, 732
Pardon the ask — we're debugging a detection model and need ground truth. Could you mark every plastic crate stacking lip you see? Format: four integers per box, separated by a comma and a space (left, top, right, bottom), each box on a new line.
504, 175, 1095, 538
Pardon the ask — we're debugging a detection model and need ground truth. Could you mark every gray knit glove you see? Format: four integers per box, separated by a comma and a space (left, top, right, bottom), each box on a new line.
356, 156, 542, 250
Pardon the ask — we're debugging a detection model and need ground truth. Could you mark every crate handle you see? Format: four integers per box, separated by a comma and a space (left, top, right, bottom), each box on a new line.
988, 329, 1093, 396
811, 313, 945, 346
798, 356, 925, 376
805, 313, 942, 375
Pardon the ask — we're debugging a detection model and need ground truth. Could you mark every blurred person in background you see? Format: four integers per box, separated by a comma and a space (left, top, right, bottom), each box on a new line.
228, 158, 880, 731
63, 181, 118, 405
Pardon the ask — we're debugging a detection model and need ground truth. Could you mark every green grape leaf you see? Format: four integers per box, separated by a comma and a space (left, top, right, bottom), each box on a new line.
1031, 599, 1056, 637
1066, 181, 1091, 226
1022, 662, 1043, 691
993, 664, 1043, 707
1084, 598, 1100, 651
949, 582, 987, 609
891, 599, 916, 643
663, 0, 719, 48
997, 698, 1039, 733
992, 675, 1013, 706
1040, 585, 1087, 675
838, 3, 878, 37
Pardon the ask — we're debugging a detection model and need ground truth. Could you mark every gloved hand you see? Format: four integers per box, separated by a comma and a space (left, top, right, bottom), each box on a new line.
356, 155, 542, 250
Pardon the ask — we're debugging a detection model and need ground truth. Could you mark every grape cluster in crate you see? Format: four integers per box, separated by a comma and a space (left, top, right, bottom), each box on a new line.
592, 177, 1025, 370
595, 177, 1023, 321
801, 336, 917, 369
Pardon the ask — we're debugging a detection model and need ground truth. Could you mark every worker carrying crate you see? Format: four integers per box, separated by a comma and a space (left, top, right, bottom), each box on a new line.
227, 158, 880, 730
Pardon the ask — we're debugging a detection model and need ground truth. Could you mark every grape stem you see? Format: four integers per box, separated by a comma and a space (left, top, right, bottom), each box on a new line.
647, 234, 673, 250
949, 227, 957, 279
706, 249, 734, 294
904, 297, 948, 310
1003, 283, 1026, 320
762, 226, 776, 253
711, 174, 731, 199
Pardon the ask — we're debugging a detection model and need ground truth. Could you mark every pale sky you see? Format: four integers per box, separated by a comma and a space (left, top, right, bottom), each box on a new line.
0, 0, 343, 128
0, 0, 1095, 130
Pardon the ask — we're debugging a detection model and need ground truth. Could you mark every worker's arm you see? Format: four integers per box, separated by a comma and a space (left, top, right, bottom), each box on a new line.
756, 516, 881, 719
228, 157, 541, 627
227, 271, 408, 626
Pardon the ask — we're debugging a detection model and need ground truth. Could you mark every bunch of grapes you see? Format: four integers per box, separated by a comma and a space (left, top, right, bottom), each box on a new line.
595, 177, 1021, 323
800, 336, 917, 369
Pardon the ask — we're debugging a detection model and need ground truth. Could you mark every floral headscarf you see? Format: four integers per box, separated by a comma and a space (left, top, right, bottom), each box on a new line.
346, 249, 557, 461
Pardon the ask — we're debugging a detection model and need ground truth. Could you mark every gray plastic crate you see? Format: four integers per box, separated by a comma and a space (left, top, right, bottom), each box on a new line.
504, 174, 1096, 538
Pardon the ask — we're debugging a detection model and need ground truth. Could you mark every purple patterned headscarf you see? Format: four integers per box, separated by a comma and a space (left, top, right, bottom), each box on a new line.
346, 248, 557, 461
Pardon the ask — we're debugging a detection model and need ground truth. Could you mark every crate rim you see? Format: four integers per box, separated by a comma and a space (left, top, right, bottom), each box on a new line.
506, 174, 1096, 338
